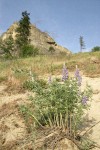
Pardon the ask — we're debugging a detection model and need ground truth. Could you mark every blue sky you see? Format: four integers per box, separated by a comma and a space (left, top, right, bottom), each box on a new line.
0, 0, 100, 53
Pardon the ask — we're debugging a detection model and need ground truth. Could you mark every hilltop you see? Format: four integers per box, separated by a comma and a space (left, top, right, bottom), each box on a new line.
1, 22, 71, 55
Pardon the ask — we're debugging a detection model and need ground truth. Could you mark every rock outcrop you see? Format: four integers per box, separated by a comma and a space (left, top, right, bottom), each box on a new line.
1, 22, 71, 55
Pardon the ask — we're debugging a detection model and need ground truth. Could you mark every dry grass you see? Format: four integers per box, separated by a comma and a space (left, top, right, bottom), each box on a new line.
0, 52, 100, 86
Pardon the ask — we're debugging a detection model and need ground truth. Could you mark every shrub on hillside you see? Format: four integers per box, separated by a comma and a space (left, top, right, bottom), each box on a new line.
0, 36, 15, 58
48, 46, 55, 54
20, 44, 39, 57
92, 46, 100, 52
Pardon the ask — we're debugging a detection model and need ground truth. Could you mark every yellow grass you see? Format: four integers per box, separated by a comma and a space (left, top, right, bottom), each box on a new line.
0, 52, 100, 85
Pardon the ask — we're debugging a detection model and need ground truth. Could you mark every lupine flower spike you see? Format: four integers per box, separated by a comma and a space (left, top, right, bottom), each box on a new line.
75, 65, 82, 86
62, 62, 68, 81
82, 96, 88, 105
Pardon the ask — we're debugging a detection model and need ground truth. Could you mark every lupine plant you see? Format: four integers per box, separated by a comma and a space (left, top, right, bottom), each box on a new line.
62, 63, 68, 81
21, 64, 92, 139
75, 65, 82, 86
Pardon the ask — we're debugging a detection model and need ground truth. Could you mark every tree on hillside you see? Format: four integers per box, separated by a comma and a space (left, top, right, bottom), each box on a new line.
79, 36, 85, 52
92, 46, 100, 52
0, 11, 39, 58
16, 11, 31, 51
0, 36, 15, 58
15, 11, 39, 57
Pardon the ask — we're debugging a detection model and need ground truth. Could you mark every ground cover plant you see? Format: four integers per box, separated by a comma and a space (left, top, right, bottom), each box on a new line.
20, 64, 95, 149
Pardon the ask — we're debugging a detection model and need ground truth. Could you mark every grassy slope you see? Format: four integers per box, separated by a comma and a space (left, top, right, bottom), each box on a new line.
0, 51, 100, 150
0, 52, 100, 85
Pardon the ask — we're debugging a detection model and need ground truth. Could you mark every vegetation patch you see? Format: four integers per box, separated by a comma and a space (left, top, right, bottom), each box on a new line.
19, 64, 99, 149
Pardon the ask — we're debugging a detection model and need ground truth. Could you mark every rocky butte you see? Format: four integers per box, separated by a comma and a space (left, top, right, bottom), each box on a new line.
1, 22, 71, 55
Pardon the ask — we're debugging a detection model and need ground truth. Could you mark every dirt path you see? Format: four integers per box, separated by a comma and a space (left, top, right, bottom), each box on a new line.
0, 76, 100, 150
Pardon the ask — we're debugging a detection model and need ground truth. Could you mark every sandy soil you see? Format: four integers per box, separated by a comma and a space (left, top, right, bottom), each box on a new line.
81, 77, 100, 150
0, 76, 100, 150
0, 85, 34, 150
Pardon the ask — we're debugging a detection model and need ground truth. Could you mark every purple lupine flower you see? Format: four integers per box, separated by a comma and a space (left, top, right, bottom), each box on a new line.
62, 63, 68, 81
82, 96, 88, 105
75, 67, 82, 86
48, 75, 52, 84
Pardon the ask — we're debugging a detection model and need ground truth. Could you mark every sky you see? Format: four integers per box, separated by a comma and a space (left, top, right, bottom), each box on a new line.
0, 0, 100, 53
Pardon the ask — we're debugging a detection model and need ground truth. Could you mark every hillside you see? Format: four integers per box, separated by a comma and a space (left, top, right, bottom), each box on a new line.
1, 22, 71, 55
0, 52, 100, 149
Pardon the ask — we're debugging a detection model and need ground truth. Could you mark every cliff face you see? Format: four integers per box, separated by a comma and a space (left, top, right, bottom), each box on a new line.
1, 22, 18, 40
1, 22, 71, 55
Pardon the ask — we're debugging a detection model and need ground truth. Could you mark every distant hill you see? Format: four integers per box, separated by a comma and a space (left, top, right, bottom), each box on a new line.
1, 22, 71, 55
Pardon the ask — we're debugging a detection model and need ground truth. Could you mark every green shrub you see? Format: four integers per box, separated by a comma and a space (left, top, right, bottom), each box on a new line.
20, 44, 39, 57
48, 46, 55, 54
23, 78, 47, 91
23, 80, 38, 90
92, 46, 100, 52
0, 36, 15, 58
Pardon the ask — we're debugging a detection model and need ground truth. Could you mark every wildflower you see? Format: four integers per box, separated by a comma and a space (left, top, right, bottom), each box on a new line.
62, 63, 68, 81
75, 66, 82, 86
82, 96, 88, 105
